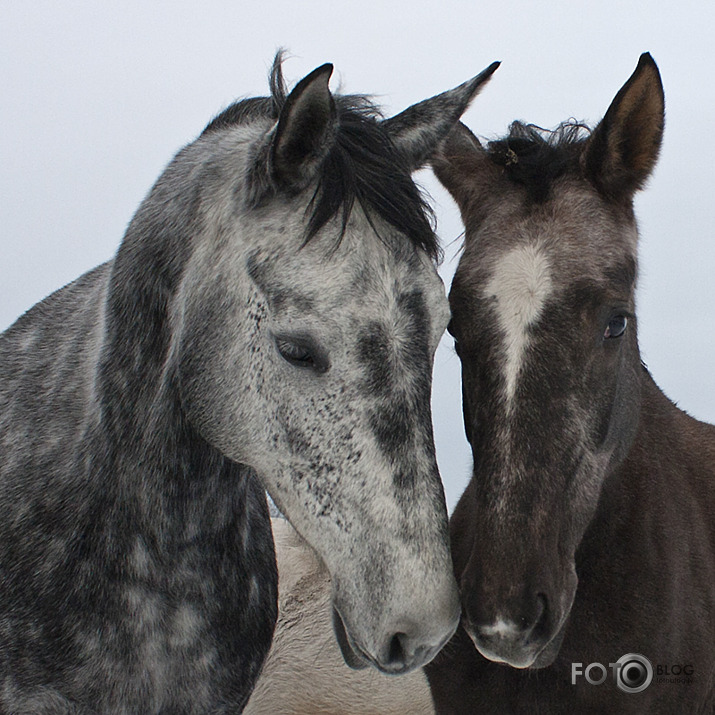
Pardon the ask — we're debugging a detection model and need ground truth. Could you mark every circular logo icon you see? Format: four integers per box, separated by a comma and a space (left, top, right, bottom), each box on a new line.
615, 653, 653, 693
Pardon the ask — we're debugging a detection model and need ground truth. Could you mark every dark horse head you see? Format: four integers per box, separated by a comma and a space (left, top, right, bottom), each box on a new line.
433, 54, 664, 668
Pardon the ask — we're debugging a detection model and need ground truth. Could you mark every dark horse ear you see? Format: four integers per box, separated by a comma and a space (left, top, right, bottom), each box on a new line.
382, 61, 500, 171
582, 53, 664, 200
271, 63, 337, 191
431, 122, 501, 225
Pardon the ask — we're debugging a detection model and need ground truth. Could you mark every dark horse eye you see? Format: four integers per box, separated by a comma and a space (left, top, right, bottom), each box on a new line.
275, 336, 328, 372
604, 315, 628, 340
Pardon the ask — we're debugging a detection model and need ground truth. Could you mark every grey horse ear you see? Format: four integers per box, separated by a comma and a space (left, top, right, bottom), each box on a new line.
382, 61, 500, 171
582, 53, 664, 200
271, 63, 337, 191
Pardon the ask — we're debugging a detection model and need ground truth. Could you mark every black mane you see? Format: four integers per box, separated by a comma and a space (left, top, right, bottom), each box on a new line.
487, 121, 590, 203
202, 55, 439, 262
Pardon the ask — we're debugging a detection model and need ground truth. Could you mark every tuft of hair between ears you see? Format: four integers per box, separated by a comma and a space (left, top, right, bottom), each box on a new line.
487, 121, 591, 203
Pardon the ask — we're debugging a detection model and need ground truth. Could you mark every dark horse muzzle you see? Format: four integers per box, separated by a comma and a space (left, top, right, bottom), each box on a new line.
459, 541, 578, 669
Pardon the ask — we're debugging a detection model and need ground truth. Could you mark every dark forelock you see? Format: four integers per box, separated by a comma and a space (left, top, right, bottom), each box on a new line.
487, 121, 591, 203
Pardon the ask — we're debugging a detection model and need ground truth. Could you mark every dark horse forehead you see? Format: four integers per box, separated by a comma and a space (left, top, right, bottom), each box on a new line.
453, 120, 640, 311
454, 220, 636, 305
450, 179, 639, 377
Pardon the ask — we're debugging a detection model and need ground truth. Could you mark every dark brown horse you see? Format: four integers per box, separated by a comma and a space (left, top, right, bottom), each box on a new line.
425, 54, 715, 713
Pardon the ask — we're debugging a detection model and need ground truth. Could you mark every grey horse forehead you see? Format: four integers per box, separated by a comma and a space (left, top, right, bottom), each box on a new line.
245, 222, 442, 305
245, 251, 317, 313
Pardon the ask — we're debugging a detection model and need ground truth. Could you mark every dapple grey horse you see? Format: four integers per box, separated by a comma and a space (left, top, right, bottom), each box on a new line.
0, 54, 499, 712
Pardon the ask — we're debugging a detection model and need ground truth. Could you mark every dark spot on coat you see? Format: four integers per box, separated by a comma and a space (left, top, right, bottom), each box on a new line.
369, 397, 411, 460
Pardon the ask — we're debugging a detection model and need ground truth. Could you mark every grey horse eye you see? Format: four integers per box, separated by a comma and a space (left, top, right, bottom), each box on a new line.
275, 336, 329, 373
604, 314, 628, 339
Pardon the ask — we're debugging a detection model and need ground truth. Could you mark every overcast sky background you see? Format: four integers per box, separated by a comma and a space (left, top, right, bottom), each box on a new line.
2, 2, 714, 510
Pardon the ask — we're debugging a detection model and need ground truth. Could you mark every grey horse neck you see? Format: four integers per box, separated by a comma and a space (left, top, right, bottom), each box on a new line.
0, 245, 275, 711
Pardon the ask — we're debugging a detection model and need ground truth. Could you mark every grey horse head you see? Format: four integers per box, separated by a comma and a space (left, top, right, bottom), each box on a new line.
172, 55, 500, 673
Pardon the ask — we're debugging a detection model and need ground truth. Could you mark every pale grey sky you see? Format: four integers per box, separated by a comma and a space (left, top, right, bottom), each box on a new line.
2, 1, 714, 508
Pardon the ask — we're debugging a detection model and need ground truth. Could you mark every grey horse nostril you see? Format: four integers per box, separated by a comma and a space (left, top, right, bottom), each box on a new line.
387, 632, 408, 665
381, 631, 428, 672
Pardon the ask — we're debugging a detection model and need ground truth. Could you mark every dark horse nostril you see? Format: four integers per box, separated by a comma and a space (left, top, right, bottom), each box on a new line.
529, 593, 549, 640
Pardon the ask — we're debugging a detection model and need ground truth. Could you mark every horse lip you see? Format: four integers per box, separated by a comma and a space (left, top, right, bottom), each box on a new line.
331, 606, 370, 670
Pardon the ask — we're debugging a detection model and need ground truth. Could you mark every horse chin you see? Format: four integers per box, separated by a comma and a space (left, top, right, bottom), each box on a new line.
470, 638, 540, 670
331, 607, 370, 670
530, 624, 568, 668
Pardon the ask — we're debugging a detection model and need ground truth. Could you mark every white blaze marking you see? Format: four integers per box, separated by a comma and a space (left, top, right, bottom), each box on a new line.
484, 243, 552, 404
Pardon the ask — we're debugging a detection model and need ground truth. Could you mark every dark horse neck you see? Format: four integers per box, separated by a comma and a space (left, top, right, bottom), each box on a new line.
571, 369, 715, 703
588, 366, 715, 592
583, 367, 715, 596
